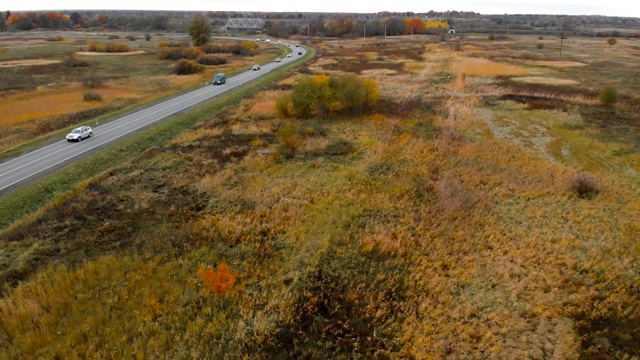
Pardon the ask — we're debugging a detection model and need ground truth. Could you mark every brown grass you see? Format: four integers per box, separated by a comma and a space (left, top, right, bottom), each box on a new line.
1, 34, 640, 359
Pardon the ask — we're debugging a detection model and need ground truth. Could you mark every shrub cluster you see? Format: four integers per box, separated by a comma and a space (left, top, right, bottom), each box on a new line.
200, 42, 257, 56
45, 36, 63, 42
173, 59, 205, 75
158, 46, 203, 61
63, 55, 89, 68
107, 35, 120, 40
196, 56, 227, 66
157, 40, 189, 48
277, 74, 380, 119
87, 42, 132, 53
125, 35, 137, 41
83, 92, 103, 102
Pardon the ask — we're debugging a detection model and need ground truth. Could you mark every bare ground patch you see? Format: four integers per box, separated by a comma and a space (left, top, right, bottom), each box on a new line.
532, 60, 588, 67
511, 77, 580, 86
0, 59, 61, 68
76, 50, 146, 56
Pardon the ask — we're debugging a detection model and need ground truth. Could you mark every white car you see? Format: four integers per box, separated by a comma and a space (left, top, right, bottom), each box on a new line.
274, 58, 281, 62
287, 54, 292, 58
252, 64, 260, 71
66, 126, 93, 142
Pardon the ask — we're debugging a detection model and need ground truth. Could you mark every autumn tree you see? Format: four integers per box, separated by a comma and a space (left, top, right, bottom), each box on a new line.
188, 15, 211, 47
70, 12, 83, 27
406, 18, 426, 35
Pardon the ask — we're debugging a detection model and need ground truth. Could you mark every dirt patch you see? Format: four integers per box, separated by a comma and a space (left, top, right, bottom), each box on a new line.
0, 59, 61, 68
76, 50, 146, 56
533, 60, 587, 67
511, 77, 579, 86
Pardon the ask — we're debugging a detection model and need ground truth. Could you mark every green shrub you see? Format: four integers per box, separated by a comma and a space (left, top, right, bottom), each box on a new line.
599, 86, 619, 107
125, 35, 137, 41
275, 94, 293, 118
608, 37, 617, 45
107, 35, 119, 40
173, 59, 205, 75
537, 43, 544, 49
276, 123, 301, 159
83, 92, 103, 102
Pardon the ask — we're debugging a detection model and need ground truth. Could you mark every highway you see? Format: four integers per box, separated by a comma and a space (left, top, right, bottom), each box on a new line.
0, 44, 307, 194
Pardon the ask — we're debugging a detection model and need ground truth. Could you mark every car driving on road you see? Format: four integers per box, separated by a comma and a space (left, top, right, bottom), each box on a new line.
275, 57, 281, 62
66, 126, 93, 142
212, 73, 226, 85
252, 64, 260, 71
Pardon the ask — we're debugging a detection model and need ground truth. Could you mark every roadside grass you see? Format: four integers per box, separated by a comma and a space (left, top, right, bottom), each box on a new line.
0, 61, 296, 231
0, 35, 285, 152
1, 37, 639, 359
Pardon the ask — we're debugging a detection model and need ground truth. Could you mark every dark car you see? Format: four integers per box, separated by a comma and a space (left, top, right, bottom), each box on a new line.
213, 73, 226, 85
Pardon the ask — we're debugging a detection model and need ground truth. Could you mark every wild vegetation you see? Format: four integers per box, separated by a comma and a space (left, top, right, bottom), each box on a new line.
1, 32, 640, 359
0, 33, 283, 153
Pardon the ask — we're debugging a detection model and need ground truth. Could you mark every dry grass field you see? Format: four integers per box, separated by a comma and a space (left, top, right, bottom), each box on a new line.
1, 33, 639, 359
0, 33, 282, 152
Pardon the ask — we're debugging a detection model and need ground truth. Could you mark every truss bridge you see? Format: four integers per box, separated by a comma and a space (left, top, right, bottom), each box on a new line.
225, 18, 265, 31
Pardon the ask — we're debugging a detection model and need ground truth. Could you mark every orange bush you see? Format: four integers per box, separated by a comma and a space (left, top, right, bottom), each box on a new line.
197, 262, 239, 297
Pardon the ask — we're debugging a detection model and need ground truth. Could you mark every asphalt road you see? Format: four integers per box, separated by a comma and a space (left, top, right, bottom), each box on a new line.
0, 43, 307, 194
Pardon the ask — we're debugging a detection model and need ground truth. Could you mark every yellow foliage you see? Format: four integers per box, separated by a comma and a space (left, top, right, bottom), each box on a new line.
239, 40, 257, 50
425, 19, 450, 29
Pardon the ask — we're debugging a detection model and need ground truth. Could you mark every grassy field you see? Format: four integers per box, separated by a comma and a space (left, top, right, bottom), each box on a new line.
0, 32, 286, 152
1, 33, 639, 358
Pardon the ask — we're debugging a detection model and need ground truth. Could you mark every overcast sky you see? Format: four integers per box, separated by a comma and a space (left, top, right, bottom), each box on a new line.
10, 0, 640, 18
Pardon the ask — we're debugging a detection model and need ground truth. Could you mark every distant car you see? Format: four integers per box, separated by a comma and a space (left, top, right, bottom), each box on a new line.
287, 54, 292, 58
252, 64, 260, 71
275, 58, 281, 62
212, 73, 226, 85
295, 44, 299, 47
298, 51, 302, 55
66, 126, 93, 142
